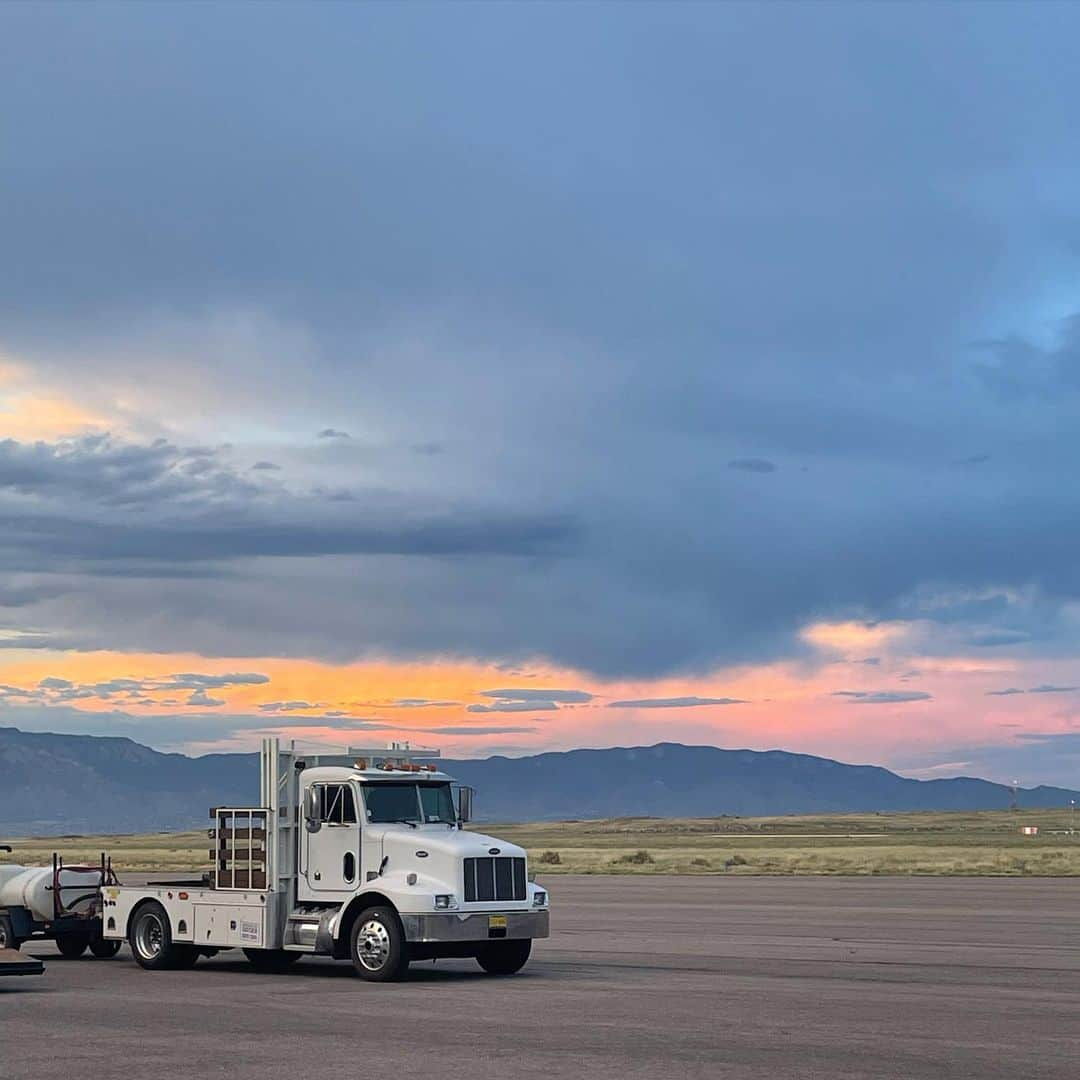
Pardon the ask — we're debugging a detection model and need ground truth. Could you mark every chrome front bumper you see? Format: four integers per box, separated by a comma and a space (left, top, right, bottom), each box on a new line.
401, 909, 549, 943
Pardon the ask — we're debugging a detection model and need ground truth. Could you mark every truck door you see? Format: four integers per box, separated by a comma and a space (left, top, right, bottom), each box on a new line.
301, 782, 360, 896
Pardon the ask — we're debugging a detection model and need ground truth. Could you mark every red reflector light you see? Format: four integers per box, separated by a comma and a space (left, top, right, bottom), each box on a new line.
179, 892, 189, 900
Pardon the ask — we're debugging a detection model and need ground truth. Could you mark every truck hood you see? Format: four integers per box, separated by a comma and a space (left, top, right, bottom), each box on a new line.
368, 825, 528, 900
372, 825, 526, 861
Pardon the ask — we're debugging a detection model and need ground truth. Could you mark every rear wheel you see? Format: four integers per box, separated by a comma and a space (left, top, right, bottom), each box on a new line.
349, 906, 409, 982
56, 933, 90, 959
128, 902, 181, 970
89, 932, 122, 959
0, 915, 21, 951
476, 939, 531, 975
243, 948, 302, 973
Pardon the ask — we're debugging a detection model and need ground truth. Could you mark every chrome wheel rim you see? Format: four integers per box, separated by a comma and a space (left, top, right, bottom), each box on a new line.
0, 924, 9, 948
356, 918, 391, 971
135, 913, 164, 959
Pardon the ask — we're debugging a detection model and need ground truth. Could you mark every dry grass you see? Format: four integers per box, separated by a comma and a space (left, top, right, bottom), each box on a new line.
4, 808, 1080, 876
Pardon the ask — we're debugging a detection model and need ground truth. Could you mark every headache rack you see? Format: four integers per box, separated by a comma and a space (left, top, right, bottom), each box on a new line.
210, 808, 269, 890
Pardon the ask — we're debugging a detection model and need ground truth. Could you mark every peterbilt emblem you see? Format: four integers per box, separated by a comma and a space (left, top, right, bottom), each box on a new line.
488, 847, 501, 855
415, 850, 429, 858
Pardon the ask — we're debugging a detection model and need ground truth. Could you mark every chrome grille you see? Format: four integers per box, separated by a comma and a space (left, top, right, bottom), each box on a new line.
464, 856, 527, 902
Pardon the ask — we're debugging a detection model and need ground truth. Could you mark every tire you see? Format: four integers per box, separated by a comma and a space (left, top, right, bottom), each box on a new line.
243, 948, 302, 973
349, 906, 409, 982
0, 915, 21, 951
89, 935, 122, 959
56, 933, 90, 959
128, 902, 182, 971
476, 938, 532, 976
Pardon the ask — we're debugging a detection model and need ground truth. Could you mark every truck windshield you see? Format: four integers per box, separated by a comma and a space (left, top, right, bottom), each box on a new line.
364, 782, 456, 825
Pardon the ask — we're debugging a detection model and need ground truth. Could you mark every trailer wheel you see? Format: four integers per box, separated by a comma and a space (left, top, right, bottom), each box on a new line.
56, 933, 91, 959
349, 906, 409, 981
129, 902, 181, 970
89, 936, 122, 959
476, 939, 531, 975
0, 915, 21, 951
243, 948, 302, 973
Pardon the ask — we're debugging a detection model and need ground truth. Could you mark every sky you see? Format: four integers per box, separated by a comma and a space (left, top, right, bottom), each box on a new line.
4, 2, 1080, 785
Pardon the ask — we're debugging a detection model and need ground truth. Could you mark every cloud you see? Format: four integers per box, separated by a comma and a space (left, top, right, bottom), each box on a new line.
0, 671, 269, 706
467, 701, 558, 713
250, 460, 281, 471
316, 429, 350, 440
1027, 684, 1078, 694
608, 696, 747, 708
10, 5, 1080, 686
478, 689, 594, 703
727, 458, 777, 474
387, 698, 460, 708
38, 677, 73, 690
986, 688, 1025, 696
832, 691, 932, 704
187, 689, 225, 707
257, 700, 327, 712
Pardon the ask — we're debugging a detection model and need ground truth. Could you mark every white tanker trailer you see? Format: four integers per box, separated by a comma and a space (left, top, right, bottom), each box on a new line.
0, 849, 122, 959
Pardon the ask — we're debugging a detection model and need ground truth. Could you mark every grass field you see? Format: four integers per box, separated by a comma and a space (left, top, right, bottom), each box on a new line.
5, 808, 1080, 876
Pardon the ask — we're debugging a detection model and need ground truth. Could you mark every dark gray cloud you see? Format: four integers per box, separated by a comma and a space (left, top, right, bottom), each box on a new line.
5, 5, 1080, 683
609, 696, 747, 708
257, 700, 327, 713
986, 688, 1025, 697
250, 461, 281, 471
1027, 684, 1078, 694
832, 691, 933, 705
317, 429, 350, 440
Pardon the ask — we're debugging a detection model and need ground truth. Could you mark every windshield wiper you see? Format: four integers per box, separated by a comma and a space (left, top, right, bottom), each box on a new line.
390, 818, 418, 829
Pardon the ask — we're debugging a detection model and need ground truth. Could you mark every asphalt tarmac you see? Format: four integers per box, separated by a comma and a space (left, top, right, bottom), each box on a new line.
3, 876, 1079, 1079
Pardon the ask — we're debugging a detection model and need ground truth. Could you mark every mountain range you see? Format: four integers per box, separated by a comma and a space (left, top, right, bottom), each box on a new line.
2, 725, 1078, 836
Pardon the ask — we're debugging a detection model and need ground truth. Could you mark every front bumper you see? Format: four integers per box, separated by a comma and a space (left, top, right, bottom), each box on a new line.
401, 909, 549, 943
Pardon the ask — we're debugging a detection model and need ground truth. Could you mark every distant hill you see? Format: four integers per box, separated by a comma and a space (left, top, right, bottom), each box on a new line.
2, 726, 1078, 836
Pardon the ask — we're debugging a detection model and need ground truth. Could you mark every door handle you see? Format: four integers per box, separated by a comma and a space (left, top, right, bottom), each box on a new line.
313, 871, 321, 881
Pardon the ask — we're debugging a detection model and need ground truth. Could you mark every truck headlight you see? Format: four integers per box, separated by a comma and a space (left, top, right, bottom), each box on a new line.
533, 891, 547, 907
434, 894, 458, 910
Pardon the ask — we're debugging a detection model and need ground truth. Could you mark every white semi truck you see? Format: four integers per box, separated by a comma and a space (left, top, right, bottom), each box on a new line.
101, 739, 550, 981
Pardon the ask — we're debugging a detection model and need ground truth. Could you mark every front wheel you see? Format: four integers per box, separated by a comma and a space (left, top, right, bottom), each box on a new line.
477, 939, 532, 975
128, 902, 182, 970
349, 907, 409, 982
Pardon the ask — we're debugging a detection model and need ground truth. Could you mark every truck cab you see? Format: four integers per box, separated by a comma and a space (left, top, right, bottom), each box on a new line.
103, 739, 549, 980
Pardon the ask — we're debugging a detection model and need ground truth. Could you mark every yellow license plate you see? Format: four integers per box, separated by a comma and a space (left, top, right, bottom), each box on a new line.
488, 915, 508, 930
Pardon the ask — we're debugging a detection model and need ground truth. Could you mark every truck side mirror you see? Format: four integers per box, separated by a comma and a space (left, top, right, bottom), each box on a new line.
457, 786, 474, 825
304, 786, 322, 833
